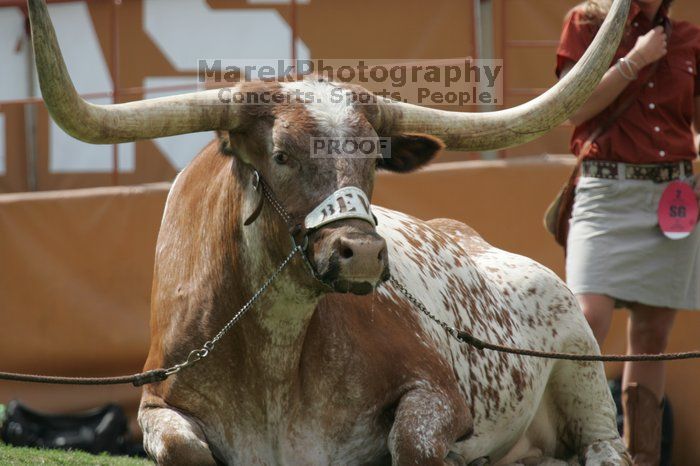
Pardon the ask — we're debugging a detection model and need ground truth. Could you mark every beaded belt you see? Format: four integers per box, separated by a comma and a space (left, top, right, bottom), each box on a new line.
581, 160, 694, 183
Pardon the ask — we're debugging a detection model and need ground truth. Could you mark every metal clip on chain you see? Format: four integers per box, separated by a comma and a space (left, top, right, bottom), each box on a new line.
162, 243, 303, 377
163, 169, 324, 378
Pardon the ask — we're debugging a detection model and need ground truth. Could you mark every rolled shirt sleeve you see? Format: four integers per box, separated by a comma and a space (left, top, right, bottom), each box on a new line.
556, 9, 598, 78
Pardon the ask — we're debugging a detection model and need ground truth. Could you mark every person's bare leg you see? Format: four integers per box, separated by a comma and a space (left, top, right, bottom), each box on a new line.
576, 293, 616, 346
624, 304, 676, 400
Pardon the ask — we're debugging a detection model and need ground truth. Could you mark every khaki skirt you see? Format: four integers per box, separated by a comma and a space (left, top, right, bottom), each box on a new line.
566, 176, 700, 310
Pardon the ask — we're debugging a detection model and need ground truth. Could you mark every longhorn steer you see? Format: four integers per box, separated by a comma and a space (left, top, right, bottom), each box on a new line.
27, 0, 634, 463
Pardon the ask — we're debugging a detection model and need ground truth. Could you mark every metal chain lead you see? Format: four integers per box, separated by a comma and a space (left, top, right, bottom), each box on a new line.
251, 169, 293, 227
390, 277, 700, 362
0, 170, 310, 387
165, 170, 329, 377
389, 277, 460, 339
164, 245, 302, 376
7, 169, 700, 387
263, 189, 292, 225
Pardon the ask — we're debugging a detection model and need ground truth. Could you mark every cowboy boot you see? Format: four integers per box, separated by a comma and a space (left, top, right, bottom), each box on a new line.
622, 382, 663, 466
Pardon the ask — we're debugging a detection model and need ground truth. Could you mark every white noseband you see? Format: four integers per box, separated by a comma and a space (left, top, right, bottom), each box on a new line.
304, 187, 376, 231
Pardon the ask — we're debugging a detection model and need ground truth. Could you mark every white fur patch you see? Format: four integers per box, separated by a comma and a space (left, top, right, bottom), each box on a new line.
282, 80, 355, 136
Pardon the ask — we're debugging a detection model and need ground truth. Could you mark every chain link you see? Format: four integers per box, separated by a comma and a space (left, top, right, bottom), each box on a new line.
164, 245, 302, 376
390, 277, 700, 362
165, 172, 312, 376
261, 182, 292, 226
389, 277, 460, 339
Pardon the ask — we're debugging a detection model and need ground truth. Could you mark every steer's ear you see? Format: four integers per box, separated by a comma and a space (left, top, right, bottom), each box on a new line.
217, 130, 235, 156
217, 130, 253, 164
378, 133, 444, 173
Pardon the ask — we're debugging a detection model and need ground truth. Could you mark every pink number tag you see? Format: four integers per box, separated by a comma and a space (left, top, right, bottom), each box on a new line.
658, 181, 699, 240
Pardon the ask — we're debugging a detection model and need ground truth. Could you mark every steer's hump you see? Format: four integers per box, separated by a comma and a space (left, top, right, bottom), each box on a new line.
401, 210, 580, 328
425, 217, 492, 256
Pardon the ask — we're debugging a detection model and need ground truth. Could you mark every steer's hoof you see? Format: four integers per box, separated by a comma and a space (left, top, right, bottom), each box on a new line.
468, 457, 490, 466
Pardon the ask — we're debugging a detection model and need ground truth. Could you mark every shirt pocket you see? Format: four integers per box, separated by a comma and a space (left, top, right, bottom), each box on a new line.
665, 52, 697, 88
573, 178, 621, 219
576, 178, 620, 196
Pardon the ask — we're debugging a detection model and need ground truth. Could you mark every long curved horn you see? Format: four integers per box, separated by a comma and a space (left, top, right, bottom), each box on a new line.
28, 0, 241, 144
372, 0, 631, 152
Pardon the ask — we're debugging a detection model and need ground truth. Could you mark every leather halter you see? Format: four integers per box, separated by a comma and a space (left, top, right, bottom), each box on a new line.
241, 168, 377, 281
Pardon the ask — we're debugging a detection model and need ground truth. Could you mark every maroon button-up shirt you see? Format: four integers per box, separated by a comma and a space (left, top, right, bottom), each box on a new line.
556, 3, 700, 163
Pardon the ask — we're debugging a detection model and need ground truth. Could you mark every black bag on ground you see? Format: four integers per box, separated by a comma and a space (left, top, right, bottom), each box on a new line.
0, 400, 132, 455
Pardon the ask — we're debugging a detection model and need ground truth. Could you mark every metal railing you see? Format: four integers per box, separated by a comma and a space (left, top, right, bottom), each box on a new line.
0, 0, 480, 191
497, 0, 572, 158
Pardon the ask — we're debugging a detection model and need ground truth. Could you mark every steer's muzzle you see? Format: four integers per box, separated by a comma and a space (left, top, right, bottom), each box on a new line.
311, 221, 390, 295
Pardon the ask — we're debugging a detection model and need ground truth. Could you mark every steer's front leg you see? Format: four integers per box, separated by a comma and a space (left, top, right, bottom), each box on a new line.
388, 385, 472, 466
581, 439, 630, 465
139, 396, 218, 466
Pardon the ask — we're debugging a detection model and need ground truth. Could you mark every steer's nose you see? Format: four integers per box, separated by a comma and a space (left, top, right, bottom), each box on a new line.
335, 234, 388, 283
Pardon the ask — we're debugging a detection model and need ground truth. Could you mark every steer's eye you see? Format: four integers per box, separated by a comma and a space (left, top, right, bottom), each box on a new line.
273, 151, 289, 165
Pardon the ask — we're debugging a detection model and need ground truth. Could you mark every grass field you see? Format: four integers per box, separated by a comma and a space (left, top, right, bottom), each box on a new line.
0, 444, 153, 465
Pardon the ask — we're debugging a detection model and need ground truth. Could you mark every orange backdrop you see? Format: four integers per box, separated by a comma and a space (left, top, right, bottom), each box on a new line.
1, 159, 699, 462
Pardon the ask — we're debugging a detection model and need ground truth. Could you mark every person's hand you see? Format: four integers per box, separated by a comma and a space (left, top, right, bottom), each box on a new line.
628, 26, 668, 69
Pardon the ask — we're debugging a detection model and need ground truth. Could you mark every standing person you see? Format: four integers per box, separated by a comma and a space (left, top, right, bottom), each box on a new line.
556, 0, 700, 464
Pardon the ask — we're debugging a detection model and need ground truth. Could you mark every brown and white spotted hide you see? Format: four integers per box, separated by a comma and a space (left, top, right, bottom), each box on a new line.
138, 79, 630, 466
